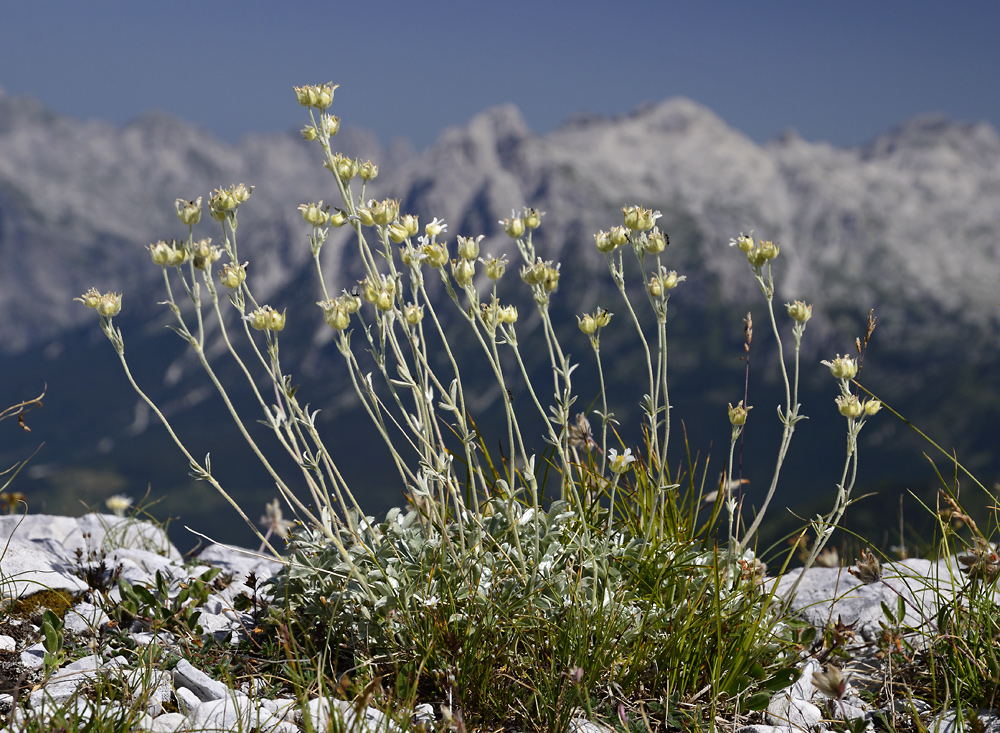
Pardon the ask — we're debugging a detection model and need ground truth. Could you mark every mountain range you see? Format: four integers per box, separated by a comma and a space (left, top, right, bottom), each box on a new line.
2, 86, 997, 551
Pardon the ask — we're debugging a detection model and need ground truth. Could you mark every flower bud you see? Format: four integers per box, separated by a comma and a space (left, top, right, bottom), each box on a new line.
500, 214, 525, 239
594, 230, 615, 253
375, 289, 394, 312
498, 305, 518, 324
647, 276, 663, 298
479, 301, 499, 327
622, 206, 641, 231
541, 265, 560, 293
342, 291, 362, 314
594, 308, 612, 328
848, 548, 882, 584
299, 202, 330, 227
728, 400, 752, 426
823, 355, 858, 380
249, 306, 286, 331
863, 399, 882, 416
747, 247, 768, 269
400, 245, 422, 267
661, 270, 684, 290
97, 292, 122, 318
294, 85, 315, 107
578, 314, 597, 335
294, 83, 338, 109
403, 303, 424, 325
76, 287, 102, 309
209, 184, 253, 221
175, 197, 202, 227
786, 301, 813, 323
328, 154, 358, 181
356, 205, 375, 227
400, 214, 420, 237
319, 300, 351, 330
484, 255, 507, 280
360, 278, 378, 303
321, 114, 340, 137
425, 217, 447, 240
452, 258, 476, 287
301, 125, 318, 141
269, 309, 286, 331
622, 205, 659, 231
219, 261, 248, 289
729, 233, 754, 253
191, 238, 222, 271
644, 228, 668, 255
421, 243, 448, 268
835, 394, 864, 418
371, 199, 399, 227
388, 222, 410, 244
521, 263, 543, 286
609, 226, 630, 248
523, 208, 544, 230
149, 240, 175, 267
457, 235, 482, 261
330, 209, 349, 227
758, 239, 779, 261
168, 242, 189, 267
358, 160, 379, 181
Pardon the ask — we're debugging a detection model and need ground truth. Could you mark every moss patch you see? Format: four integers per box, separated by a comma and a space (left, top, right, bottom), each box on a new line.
5, 589, 79, 624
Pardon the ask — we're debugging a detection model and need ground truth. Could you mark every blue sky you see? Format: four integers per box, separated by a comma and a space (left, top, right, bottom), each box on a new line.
2, 1, 999, 150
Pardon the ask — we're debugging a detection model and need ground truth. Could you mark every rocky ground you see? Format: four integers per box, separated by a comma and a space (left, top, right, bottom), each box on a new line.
0, 513, 997, 732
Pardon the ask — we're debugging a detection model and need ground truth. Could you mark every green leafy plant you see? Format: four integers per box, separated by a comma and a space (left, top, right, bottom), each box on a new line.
71, 81, 996, 731
110, 567, 221, 640
40, 608, 66, 680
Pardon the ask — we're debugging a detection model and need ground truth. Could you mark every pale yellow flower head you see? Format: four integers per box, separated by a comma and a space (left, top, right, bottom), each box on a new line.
299, 202, 330, 227
835, 394, 864, 418
97, 292, 122, 318
293, 82, 338, 110
786, 301, 813, 323
729, 232, 755, 253
175, 197, 202, 227
248, 305, 286, 332
500, 215, 525, 240
728, 400, 753, 427
219, 261, 248, 289
594, 230, 615, 253
823, 354, 858, 380
358, 160, 379, 182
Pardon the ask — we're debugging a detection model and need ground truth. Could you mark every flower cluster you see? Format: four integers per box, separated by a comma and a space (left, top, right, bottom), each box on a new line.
318, 291, 362, 331
730, 232, 779, 269
77, 288, 122, 318
577, 309, 612, 336
822, 355, 858, 380
293, 82, 339, 110
209, 184, 253, 222
149, 239, 189, 268
247, 305, 286, 332
621, 205, 661, 231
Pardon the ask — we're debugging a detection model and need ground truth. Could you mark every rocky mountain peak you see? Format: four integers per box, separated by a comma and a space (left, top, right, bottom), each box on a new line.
860, 113, 1000, 168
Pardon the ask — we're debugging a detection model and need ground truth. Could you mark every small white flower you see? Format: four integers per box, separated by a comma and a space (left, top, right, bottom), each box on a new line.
607, 448, 636, 474
424, 217, 447, 239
